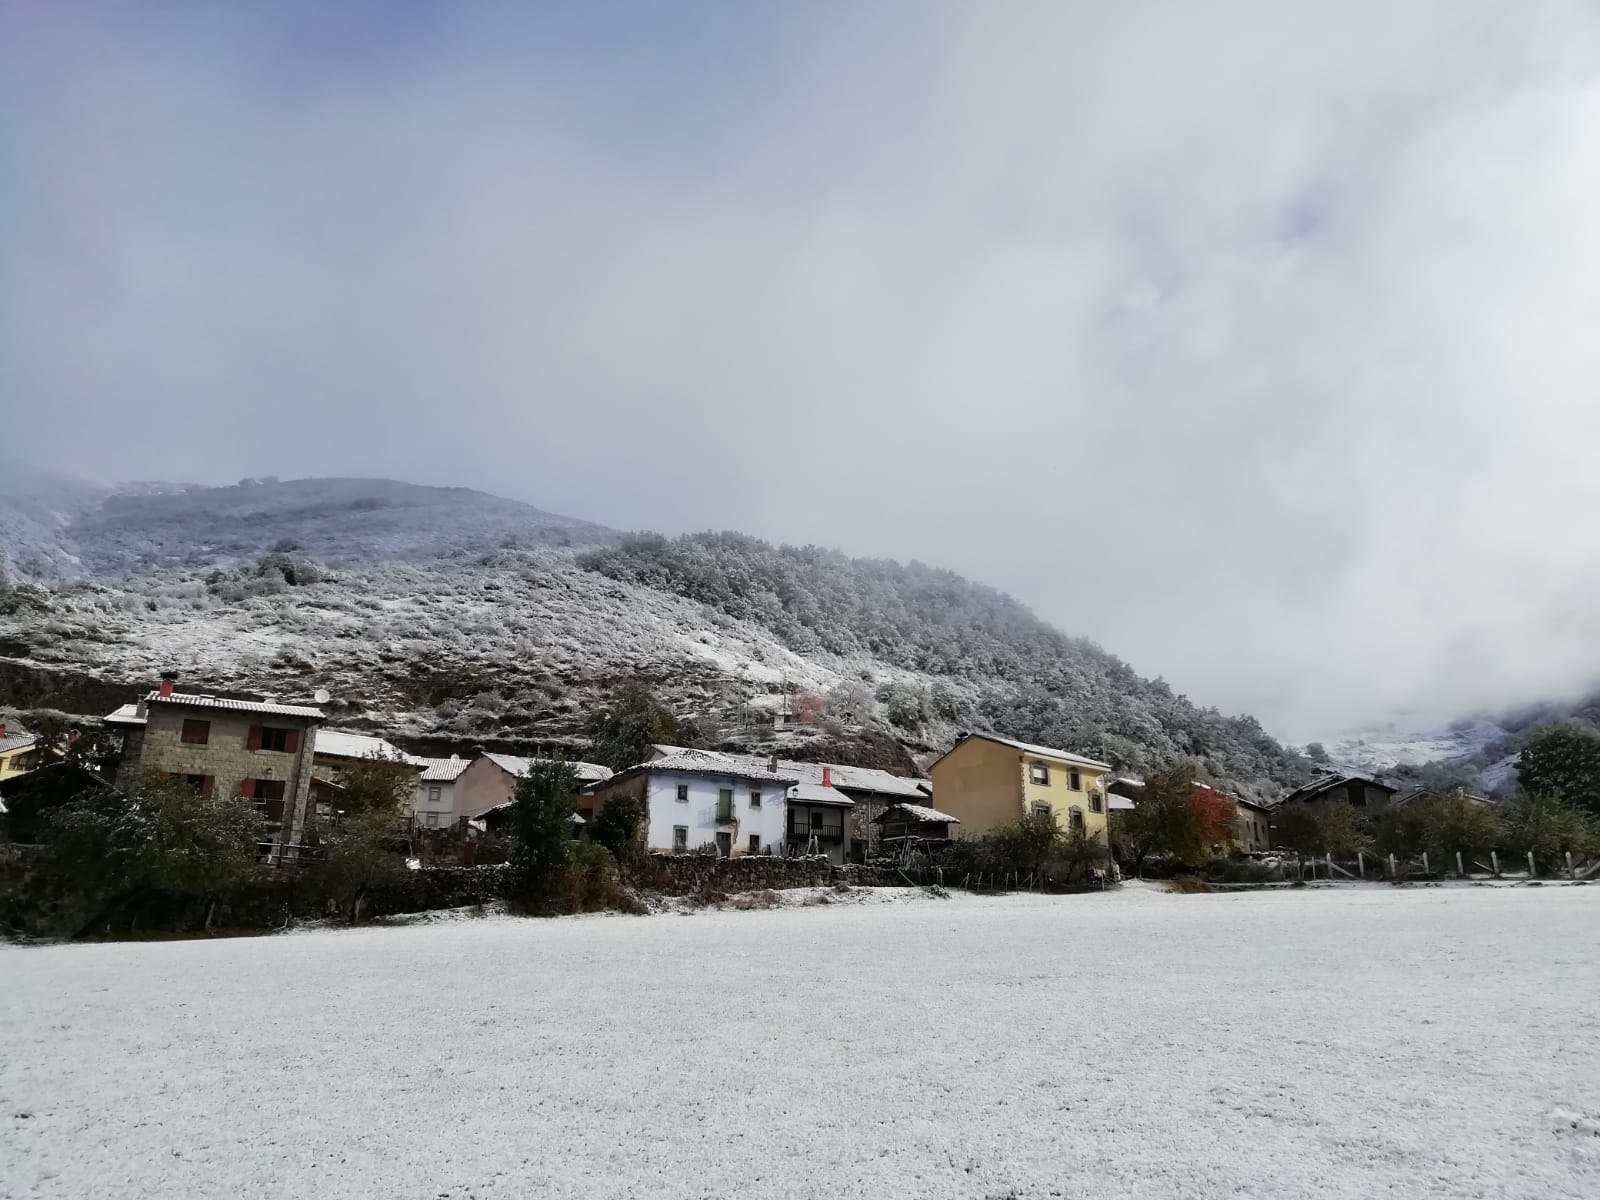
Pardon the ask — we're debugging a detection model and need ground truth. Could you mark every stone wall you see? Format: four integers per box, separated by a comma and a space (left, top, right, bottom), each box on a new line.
628, 852, 835, 896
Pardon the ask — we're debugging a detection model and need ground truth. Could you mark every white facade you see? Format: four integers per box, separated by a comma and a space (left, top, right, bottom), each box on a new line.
643, 768, 790, 857
414, 757, 470, 827
634, 768, 855, 864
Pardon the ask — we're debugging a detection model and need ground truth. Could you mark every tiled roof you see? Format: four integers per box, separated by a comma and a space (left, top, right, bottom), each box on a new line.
0, 731, 37, 755
875, 802, 960, 825
314, 729, 421, 764
145, 692, 325, 720
418, 757, 472, 782
644, 748, 798, 785
104, 703, 146, 727
957, 733, 1112, 771
482, 752, 612, 784
648, 745, 929, 798
789, 782, 853, 808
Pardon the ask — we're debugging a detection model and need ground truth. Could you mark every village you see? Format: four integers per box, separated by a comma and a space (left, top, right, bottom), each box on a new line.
4, 668, 1584, 940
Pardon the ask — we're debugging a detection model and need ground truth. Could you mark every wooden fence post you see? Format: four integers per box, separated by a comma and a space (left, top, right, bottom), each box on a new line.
1389, 853, 1397, 879
1456, 851, 1465, 879
1326, 852, 1334, 880
1568, 851, 1576, 881
1490, 850, 1499, 877
1528, 850, 1536, 878
1358, 851, 1365, 879
1422, 851, 1430, 876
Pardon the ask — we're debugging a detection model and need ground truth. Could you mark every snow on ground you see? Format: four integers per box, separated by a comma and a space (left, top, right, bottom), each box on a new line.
4, 887, 1599, 1200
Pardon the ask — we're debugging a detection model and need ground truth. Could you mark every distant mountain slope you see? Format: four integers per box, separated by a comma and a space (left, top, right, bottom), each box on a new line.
0, 475, 1310, 797
18, 476, 619, 576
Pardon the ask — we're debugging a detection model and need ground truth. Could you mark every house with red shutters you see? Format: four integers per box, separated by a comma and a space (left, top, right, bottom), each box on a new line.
104, 675, 325, 861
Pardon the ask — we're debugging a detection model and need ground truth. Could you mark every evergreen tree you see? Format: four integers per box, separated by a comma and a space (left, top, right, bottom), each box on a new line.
584, 680, 682, 769
43, 770, 261, 933
510, 758, 579, 902
590, 792, 644, 863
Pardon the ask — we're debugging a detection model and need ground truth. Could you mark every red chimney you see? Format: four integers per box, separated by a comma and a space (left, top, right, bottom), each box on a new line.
0, 723, 7, 740
822, 766, 833, 788
158, 674, 175, 698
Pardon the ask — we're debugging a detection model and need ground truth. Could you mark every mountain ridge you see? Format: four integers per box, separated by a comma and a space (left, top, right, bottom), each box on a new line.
0, 473, 1311, 797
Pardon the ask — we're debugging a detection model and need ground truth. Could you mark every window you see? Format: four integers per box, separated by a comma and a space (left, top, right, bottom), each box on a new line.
1069, 806, 1085, 832
749, 789, 762, 808
422, 811, 439, 828
247, 779, 287, 824
1028, 761, 1050, 785
249, 725, 299, 753
180, 719, 210, 746
675, 783, 690, 803
427, 786, 442, 803
673, 825, 688, 852
1089, 791, 1104, 814
1031, 802, 1052, 819
748, 834, 761, 855
1068, 770, 1082, 791
180, 773, 213, 797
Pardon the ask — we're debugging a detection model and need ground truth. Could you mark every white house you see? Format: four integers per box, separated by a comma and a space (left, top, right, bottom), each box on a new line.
584, 747, 858, 865
413, 756, 473, 828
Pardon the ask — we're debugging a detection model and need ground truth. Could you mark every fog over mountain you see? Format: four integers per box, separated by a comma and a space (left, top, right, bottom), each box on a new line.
6, 4, 1600, 737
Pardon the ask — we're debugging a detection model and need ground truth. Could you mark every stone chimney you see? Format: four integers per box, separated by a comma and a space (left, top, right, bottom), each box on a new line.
822, 766, 833, 788
768, 754, 779, 774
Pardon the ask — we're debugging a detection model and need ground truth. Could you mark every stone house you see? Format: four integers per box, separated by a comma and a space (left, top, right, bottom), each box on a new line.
1236, 794, 1274, 852
1276, 772, 1399, 815
104, 680, 325, 860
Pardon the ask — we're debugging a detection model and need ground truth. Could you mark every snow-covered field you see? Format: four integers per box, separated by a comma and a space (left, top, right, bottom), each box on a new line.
4, 887, 1599, 1200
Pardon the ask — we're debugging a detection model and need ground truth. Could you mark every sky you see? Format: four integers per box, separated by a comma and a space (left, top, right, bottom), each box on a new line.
5, 1, 1600, 741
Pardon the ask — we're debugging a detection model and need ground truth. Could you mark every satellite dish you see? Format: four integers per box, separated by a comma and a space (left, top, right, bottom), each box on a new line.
313, 688, 332, 704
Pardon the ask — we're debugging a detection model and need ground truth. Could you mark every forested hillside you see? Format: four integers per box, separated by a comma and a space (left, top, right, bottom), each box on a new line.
0, 476, 1310, 797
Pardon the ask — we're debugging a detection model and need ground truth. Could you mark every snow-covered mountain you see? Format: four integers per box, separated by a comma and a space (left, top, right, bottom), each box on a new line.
0, 474, 1309, 796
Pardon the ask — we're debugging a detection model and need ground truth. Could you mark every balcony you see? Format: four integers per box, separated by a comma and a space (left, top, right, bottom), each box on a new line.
715, 799, 736, 823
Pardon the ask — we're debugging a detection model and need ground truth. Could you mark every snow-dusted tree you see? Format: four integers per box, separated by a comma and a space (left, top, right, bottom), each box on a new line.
584, 680, 681, 769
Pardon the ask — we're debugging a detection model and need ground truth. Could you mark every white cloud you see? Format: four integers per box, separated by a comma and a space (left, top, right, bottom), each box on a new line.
5, 2, 1600, 738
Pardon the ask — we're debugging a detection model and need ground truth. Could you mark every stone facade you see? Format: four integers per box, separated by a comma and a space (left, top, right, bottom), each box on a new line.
116, 697, 322, 857
629, 852, 835, 896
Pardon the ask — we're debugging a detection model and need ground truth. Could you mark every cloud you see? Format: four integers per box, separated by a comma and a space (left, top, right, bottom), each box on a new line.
5, 1, 1600, 738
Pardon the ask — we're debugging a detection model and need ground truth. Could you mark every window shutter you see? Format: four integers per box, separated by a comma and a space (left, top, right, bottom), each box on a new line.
284, 729, 300, 754
202, 775, 215, 799
240, 778, 256, 799
247, 725, 263, 750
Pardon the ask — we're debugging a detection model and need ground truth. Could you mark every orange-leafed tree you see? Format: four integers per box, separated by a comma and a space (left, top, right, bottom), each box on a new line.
793, 692, 827, 724
1188, 786, 1239, 854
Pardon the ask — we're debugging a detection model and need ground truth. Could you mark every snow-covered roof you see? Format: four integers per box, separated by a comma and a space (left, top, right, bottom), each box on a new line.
641, 748, 798, 785
930, 733, 1112, 772
483, 752, 613, 784
1106, 793, 1136, 811
104, 703, 146, 727
0, 730, 37, 756
314, 729, 421, 765
648, 745, 929, 798
418, 757, 472, 782
789, 782, 853, 808
144, 692, 325, 720
874, 802, 960, 825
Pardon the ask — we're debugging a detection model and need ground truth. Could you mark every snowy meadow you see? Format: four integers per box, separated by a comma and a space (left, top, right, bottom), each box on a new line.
3, 887, 1599, 1200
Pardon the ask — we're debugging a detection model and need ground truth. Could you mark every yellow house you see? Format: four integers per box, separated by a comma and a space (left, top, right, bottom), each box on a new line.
928, 733, 1112, 842
0, 725, 43, 781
